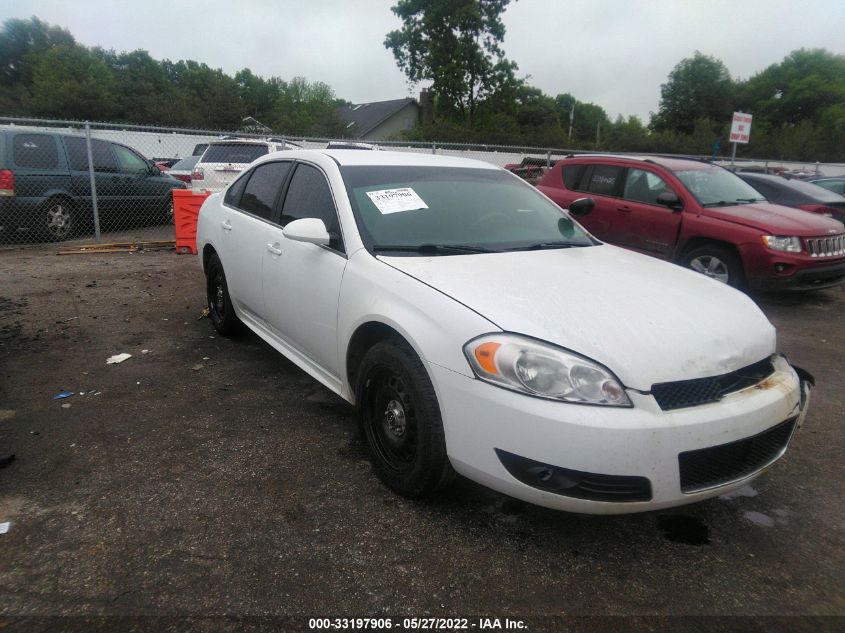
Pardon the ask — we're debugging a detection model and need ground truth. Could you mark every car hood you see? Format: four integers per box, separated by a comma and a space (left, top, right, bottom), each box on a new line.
379, 244, 775, 390
701, 202, 845, 235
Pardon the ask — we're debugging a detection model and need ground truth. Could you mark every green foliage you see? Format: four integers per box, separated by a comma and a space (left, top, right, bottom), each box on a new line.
23, 45, 118, 120
385, 0, 519, 126
0, 16, 344, 135
652, 51, 735, 135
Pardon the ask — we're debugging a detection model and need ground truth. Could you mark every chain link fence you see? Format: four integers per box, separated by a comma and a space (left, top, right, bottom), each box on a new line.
1, 116, 843, 248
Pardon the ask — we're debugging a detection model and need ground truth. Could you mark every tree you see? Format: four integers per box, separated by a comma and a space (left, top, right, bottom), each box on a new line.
384, 0, 519, 126
0, 16, 75, 87
23, 45, 117, 120
651, 51, 734, 135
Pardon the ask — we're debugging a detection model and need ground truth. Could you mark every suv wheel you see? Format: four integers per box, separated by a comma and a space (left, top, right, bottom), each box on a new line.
42, 199, 74, 241
682, 245, 744, 288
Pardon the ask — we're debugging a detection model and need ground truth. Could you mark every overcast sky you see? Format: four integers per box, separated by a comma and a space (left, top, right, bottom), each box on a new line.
3, 0, 844, 122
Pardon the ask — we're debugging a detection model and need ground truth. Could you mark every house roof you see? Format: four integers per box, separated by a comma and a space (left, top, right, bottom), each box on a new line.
337, 97, 418, 138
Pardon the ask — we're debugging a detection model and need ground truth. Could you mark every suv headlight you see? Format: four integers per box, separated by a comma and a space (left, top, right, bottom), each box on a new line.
463, 334, 631, 406
761, 235, 802, 253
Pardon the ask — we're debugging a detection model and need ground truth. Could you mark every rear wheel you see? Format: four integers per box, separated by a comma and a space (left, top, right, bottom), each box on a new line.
357, 339, 454, 497
681, 245, 745, 288
42, 198, 74, 241
206, 253, 241, 336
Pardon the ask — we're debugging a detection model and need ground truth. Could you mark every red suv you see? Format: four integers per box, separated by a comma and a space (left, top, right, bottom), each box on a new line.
536, 155, 845, 290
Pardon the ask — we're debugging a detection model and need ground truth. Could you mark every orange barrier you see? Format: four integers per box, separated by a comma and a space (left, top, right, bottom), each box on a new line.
173, 189, 209, 254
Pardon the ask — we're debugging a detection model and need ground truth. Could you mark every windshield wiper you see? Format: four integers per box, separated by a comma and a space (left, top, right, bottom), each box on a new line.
372, 243, 499, 255
506, 241, 590, 251
702, 198, 765, 207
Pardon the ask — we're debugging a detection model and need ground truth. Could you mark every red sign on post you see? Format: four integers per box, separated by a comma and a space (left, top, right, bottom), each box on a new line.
729, 112, 753, 144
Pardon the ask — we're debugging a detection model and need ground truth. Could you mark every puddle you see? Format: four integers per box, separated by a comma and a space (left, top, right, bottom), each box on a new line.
657, 514, 710, 545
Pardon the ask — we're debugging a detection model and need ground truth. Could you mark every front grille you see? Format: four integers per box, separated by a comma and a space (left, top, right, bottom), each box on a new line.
806, 234, 845, 257
679, 417, 796, 493
495, 449, 652, 502
651, 356, 775, 411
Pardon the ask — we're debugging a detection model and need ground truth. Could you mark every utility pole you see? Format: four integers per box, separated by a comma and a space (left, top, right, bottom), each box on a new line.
568, 104, 575, 143
596, 121, 601, 148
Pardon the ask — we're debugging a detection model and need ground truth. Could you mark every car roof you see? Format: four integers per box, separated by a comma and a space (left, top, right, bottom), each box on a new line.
564, 153, 715, 172
261, 149, 500, 170
739, 171, 845, 202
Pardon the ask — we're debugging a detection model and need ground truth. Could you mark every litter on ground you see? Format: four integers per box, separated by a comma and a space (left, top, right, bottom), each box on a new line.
106, 353, 132, 364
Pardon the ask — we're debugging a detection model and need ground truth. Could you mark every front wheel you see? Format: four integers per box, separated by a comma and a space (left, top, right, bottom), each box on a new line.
357, 339, 455, 497
205, 253, 241, 336
681, 245, 745, 288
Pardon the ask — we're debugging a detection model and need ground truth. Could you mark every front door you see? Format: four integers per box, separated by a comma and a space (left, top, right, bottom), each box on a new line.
262, 162, 347, 377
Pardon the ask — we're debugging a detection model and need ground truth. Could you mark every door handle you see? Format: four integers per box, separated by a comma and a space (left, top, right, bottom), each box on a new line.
617, 206, 632, 213
220, 220, 232, 231
266, 243, 282, 256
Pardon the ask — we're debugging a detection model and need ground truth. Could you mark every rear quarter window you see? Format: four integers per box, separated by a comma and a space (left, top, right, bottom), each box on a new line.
13, 134, 59, 169
563, 164, 586, 190
586, 165, 623, 196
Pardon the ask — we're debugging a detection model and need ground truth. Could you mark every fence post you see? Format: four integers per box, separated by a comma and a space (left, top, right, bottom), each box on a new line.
84, 122, 102, 243
546, 150, 551, 169
431, 142, 436, 155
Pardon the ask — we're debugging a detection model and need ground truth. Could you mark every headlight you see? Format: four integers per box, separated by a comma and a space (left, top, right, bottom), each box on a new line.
761, 235, 802, 253
463, 334, 631, 406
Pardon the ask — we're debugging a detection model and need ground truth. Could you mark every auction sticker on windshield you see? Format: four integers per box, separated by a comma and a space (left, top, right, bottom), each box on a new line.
366, 188, 428, 214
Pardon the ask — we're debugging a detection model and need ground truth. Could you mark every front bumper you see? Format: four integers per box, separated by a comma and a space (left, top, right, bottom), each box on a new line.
429, 359, 810, 514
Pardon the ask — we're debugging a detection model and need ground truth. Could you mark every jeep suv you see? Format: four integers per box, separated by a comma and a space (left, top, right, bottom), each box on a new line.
191, 138, 301, 194
0, 129, 186, 241
536, 155, 845, 290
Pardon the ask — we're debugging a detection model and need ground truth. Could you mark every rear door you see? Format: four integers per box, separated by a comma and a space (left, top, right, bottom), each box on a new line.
614, 167, 682, 257
572, 163, 625, 241
218, 160, 293, 321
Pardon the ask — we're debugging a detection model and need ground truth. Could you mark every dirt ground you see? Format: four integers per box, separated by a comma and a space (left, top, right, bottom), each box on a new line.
0, 243, 843, 632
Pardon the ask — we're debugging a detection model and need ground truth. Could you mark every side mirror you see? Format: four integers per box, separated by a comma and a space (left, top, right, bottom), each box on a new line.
656, 191, 683, 211
568, 197, 595, 217
282, 217, 331, 246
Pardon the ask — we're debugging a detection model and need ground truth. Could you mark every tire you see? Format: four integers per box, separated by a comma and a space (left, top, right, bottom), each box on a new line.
681, 244, 745, 288
356, 339, 455, 497
161, 195, 175, 225
206, 253, 241, 336
41, 198, 74, 241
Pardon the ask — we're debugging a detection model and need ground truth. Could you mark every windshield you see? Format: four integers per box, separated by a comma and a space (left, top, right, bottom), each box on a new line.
341, 166, 595, 254
674, 166, 765, 207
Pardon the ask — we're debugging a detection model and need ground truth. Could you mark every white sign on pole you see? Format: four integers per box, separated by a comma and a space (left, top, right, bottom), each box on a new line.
729, 112, 753, 144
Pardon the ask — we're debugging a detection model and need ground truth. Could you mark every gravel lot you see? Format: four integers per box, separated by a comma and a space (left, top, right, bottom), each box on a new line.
0, 244, 843, 632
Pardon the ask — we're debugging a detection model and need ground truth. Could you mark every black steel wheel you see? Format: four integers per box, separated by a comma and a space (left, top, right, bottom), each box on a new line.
357, 339, 454, 497
206, 253, 241, 336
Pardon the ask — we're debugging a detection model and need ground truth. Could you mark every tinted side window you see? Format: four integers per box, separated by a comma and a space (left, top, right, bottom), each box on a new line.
238, 161, 292, 220
63, 137, 117, 171
113, 145, 149, 174
586, 165, 623, 196
623, 168, 671, 205
13, 134, 58, 169
563, 164, 585, 191
280, 163, 343, 250
64, 137, 89, 171
224, 173, 250, 207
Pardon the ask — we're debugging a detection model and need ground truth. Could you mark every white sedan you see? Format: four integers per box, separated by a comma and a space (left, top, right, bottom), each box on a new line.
196, 149, 813, 514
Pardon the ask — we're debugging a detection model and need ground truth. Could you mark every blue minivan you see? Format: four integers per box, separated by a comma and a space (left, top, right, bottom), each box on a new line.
0, 129, 186, 241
